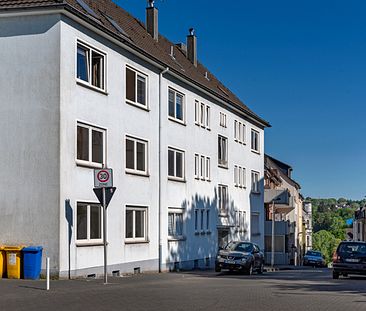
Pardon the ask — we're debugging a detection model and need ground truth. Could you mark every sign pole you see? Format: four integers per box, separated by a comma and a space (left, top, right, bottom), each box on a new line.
271, 200, 275, 268
103, 186, 107, 284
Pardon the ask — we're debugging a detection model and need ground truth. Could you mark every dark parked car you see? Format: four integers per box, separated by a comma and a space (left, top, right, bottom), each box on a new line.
332, 241, 366, 279
215, 241, 264, 275
303, 250, 326, 267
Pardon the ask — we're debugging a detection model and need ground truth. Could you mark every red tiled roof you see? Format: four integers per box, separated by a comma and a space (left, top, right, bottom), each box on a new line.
0, 0, 270, 127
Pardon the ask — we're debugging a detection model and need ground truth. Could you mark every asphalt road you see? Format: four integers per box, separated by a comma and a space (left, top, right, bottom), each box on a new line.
1, 269, 366, 311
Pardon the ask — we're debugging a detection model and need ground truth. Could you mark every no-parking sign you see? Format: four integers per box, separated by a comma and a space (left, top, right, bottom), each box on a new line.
94, 168, 113, 188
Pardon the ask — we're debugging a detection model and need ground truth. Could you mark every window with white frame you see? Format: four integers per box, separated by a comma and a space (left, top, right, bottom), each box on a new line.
125, 136, 148, 175
235, 210, 246, 232
194, 100, 210, 129
126, 66, 148, 108
194, 207, 211, 233
168, 147, 185, 180
76, 122, 105, 167
218, 135, 228, 167
251, 129, 260, 153
76, 41, 105, 91
76, 202, 102, 242
218, 185, 228, 216
168, 209, 184, 239
168, 88, 185, 122
125, 206, 148, 242
194, 154, 210, 181
219, 112, 227, 128
251, 171, 260, 193
234, 165, 246, 188
234, 120, 246, 144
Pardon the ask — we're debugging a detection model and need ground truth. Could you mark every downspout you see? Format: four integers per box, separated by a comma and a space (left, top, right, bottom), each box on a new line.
158, 67, 169, 272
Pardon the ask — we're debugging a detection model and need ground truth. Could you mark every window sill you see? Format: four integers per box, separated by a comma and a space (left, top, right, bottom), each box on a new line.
125, 100, 150, 112
219, 213, 228, 218
251, 149, 261, 155
76, 241, 104, 247
125, 240, 149, 245
168, 116, 186, 126
168, 177, 186, 183
126, 170, 150, 178
251, 191, 261, 195
218, 163, 228, 170
76, 80, 108, 95
168, 236, 186, 242
76, 161, 103, 169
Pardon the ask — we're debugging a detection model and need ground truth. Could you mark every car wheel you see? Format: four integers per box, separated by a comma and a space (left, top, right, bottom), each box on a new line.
257, 262, 264, 274
215, 265, 221, 273
332, 271, 339, 279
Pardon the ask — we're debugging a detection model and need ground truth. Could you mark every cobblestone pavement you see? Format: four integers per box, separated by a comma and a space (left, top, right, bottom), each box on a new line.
1, 269, 365, 311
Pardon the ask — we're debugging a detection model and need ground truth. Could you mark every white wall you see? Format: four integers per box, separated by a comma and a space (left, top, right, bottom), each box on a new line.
0, 14, 61, 272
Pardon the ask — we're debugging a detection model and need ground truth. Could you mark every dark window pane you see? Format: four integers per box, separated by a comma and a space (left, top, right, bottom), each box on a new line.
90, 205, 101, 239
77, 203, 87, 240
176, 214, 183, 236
201, 210, 204, 230
168, 90, 175, 117
136, 142, 146, 172
135, 210, 145, 238
137, 75, 146, 106
126, 68, 136, 102
176, 152, 183, 178
77, 46, 88, 82
126, 210, 133, 238
77, 126, 89, 161
126, 139, 135, 169
176, 94, 183, 120
92, 130, 103, 164
91, 51, 103, 88
168, 213, 174, 236
168, 150, 175, 176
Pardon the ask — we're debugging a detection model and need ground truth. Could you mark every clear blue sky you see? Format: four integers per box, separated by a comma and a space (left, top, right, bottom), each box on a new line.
114, 0, 366, 200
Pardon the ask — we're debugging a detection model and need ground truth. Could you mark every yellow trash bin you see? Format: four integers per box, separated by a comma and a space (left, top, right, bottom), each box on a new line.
4, 246, 23, 279
0, 246, 5, 278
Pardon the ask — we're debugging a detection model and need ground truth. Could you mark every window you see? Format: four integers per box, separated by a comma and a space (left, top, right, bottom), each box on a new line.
218, 135, 228, 167
125, 136, 148, 175
251, 129, 260, 153
194, 154, 210, 181
168, 209, 184, 239
126, 67, 148, 108
234, 165, 246, 188
194, 207, 211, 233
76, 202, 102, 243
194, 209, 198, 231
218, 185, 228, 216
235, 210, 246, 232
76, 42, 105, 91
168, 147, 185, 180
219, 112, 227, 128
76, 122, 105, 167
125, 206, 148, 242
194, 100, 210, 129
234, 120, 246, 144
251, 213, 260, 236
168, 88, 185, 122
251, 171, 260, 193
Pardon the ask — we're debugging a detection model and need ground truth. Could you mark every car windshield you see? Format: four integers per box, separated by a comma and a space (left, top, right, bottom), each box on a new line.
338, 243, 366, 255
306, 251, 322, 257
226, 242, 253, 253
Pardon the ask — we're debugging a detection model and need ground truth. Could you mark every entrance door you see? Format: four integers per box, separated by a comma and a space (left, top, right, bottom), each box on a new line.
218, 229, 229, 248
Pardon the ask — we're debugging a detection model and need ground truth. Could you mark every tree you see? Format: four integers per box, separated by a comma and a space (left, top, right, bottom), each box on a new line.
313, 230, 340, 263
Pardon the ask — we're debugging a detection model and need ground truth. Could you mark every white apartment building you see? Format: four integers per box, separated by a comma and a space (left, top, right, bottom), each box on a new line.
0, 0, 269, 277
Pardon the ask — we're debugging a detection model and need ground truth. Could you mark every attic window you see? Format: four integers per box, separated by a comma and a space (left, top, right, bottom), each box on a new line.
217, 85, 229, 97
103, 14, 130, 39
76, 0, 99, 19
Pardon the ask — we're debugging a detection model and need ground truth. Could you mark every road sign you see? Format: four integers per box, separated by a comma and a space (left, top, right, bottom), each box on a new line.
93, 187, 116, 208
94, 168, 113, 188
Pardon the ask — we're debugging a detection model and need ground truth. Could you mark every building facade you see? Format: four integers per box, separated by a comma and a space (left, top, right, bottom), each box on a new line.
0, 0, 269, 277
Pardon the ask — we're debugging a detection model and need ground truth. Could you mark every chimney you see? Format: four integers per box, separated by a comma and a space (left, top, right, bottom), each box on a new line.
146, 0, 158, 41
187, 28, 197, 67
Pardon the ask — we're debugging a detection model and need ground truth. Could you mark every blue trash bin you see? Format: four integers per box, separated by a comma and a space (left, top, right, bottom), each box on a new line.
22, 246, 43, 279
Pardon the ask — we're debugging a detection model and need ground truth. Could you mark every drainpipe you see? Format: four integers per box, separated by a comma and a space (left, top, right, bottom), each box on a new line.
158, 67, 169, 272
